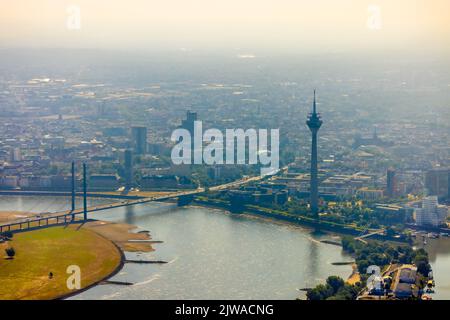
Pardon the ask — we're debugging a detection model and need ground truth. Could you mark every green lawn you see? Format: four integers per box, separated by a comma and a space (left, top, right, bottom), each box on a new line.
0, 225, 121, 300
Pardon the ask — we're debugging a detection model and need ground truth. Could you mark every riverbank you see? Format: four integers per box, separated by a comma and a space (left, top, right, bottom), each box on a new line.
0, 195, 356, 299
0, 224, 122, 300
191, 202, 360, 287
193, 198, 409, 243
0, 217, 154, 299
346, 264, 361, 285
194, 198, 364, 236
84, 220, 154, 252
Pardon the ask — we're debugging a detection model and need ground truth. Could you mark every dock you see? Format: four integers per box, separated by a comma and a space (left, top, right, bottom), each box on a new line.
125, 260, 168, 264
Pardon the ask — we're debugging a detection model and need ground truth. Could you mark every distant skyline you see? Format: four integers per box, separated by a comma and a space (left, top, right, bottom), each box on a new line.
1, 0, 449, 54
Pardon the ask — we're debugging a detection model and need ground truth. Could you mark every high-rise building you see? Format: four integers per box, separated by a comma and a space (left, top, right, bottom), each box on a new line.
386, 168, 396, 198
11, 147, 21, 162
425, 168, 449, 199
124, 149, 133, 188
448, 170, 450, 200
306, 90, 322, 217
180, 111, 198, 162
415, 196, 448, 227
131, 126, 147, 155
97, 100, 106, 117
181, 111, 197, 135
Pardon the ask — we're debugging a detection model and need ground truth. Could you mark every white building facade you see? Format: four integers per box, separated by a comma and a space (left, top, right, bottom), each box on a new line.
415, 196, 448, 227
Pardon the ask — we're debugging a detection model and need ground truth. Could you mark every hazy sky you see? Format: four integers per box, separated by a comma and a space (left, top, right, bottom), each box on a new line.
1, 0, 449, 53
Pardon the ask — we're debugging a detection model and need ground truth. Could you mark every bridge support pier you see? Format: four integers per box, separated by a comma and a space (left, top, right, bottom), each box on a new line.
71, 161, 76, 221
177, 194, 194, 206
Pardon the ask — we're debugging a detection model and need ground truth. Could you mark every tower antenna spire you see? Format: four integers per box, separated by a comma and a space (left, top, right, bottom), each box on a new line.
313, 89, 317, 114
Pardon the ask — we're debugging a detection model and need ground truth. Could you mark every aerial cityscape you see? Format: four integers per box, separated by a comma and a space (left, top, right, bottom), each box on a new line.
0, 0, 449, 311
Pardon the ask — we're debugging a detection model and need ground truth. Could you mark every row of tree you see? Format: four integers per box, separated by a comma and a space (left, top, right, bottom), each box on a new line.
306, 238, 432, 300
306, 276, 362, 300
342, 236, 431, 276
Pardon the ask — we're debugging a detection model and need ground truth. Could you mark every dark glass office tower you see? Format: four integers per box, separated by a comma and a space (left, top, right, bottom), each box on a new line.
131, 126, 147, 155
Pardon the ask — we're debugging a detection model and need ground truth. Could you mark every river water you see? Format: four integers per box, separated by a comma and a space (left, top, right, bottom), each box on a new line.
2, 196, 450, 300
416, 237, 450, 300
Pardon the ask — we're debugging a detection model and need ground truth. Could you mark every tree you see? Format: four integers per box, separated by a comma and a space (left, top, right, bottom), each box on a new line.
306, 284, 333, 300
414, 253, 431, 276
415, 260, 431, 276
332, 284, 359, 300
307, 278, 359, 300
367, 253, 390, 266
342, 236, 357, 253
414, 248, 428, 257
5, 247, 15, 259
386, 227, 396, 237
357, 259, 370, 274
412, 248, 431, 276
385, 246, 399, 260
326, 276, 345, 294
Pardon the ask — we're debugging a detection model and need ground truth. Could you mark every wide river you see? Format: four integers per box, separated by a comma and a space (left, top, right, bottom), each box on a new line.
1, 196, 449, 300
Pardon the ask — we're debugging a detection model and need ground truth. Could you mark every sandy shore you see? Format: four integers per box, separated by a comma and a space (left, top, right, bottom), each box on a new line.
347, 263, 361, 285
84, 220, 154, 252
0, 207, 156, 300
0, 207, 155, 253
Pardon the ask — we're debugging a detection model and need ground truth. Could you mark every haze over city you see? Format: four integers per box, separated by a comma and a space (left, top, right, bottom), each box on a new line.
1, 0, 450, 53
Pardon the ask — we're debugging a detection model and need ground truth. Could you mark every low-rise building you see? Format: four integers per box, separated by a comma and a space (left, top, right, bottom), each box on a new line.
89, 174, 119, 191
140, 175, 179, 190
357, 187, 384, 201
0, 176, 19, 189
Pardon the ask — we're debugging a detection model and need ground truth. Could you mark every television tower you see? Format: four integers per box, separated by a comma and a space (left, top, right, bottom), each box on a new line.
306, 90, 322, 217
83, 163, 88, 221
71, 161, 76, 221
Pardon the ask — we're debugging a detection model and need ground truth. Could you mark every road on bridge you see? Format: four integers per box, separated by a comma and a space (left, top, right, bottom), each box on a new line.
0, 171, 273, 233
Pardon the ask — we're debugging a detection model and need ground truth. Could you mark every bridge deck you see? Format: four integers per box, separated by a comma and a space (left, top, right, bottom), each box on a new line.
0, 190, 204, 233
0, 173, 266, 234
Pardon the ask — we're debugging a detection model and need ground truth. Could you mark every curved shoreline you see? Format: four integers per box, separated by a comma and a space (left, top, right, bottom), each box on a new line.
57, 232, 126, 300
0, 224, 124, 300
0, 194, 353, 299
58, 220, 155, 300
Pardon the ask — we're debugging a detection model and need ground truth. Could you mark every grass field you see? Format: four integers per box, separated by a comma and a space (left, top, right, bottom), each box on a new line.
0, 225, 121, 300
